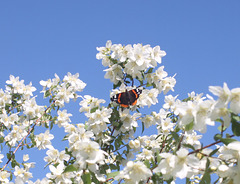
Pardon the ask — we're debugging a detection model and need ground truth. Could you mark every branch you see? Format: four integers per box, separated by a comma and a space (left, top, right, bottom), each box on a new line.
188, 135, 234, 155
1, 101, 55, 171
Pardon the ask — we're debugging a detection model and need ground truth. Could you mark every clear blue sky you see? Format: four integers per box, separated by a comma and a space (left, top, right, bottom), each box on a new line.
0, 1, 240, 182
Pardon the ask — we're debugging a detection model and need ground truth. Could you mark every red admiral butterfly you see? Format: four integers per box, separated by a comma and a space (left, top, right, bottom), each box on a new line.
111, 88, 142, 107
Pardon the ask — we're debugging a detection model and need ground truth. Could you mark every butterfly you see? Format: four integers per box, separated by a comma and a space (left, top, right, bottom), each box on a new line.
111, 88, 142, 107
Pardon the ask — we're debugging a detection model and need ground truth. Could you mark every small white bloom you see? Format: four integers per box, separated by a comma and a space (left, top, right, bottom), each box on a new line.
115, 161, 152, 183
23, 154, 29, 162
35, 130, 54, 150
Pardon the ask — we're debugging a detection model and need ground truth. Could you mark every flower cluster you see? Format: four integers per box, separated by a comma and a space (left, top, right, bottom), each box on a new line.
97, 40, 176, 109
1, 41, 240, 184
113, 82, 240, 183
40, 72, 86, 107
97, 41, 166, 81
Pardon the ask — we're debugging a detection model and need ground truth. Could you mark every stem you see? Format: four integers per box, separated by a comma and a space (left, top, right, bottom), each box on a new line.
188, 135, 234, 155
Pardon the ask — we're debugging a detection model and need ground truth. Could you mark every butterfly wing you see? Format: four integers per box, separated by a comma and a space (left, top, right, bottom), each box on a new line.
128, 89, 142, 106
111, 91, 129, 107
111, 89, 142, 107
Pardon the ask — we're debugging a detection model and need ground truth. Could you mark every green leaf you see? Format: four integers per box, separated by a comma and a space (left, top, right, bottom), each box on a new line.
44, 90, 51, 98
182, 143, 195, 151
199, 171, 211, 184
217, 125, 227, 132
232, 114, 240, 122
214, 134, 236, 145
109, 164, 118, 170
146, 67, 153, 74
151, 173, 163, 183
209, 148, 219, 157
107, 171, 120, 180
214, 134, 222, 141
63, 165, 78, 173
0, 136, 4, 143
113, 81, 122, 89
171, 131, 180, 142
10, 173, 13, 181
90, 107, 98, 113
232, 118, 240, 136
82, 173, 91, 184
185, 121, 194, 131
220, 138, 236, 145
186, 178, 191, 184
142, 121, 145, 134
144, 159, 151, 168
146, 83, 153, 87
199, 159, 211, 184
11, 159, 19, 168
50, 121, 54, 130
182, 97, 191, 102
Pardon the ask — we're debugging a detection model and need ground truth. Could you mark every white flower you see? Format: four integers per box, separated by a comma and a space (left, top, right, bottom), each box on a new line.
115, 161, 152, 183
47, 163, 65, 181
177, 101, 195, 128
159, 117, 175, 135
68, 124, 94, 146
22, 82, 36, 98
35, 130, 54, 150
44, 146, 70, 165
194, 99, 215, 133
137, 149, 154, 161
217, 141, 240, 183
183, 131, 202, 149
209, 82, 231, 106
40, 74, 60, 93
14, 166, 33, 183
56, 109, 72, 127
173, 148, 195, 179
63, 72, 86, 92
147, 66, 168, 85
210, 103, 231, 127
217, 164, 231, 178
129, 139, 141, 151
72, 140, 107, 172
97, 41, 168, 83
0, 111, 18, 128
96, 40, 112, 61
77, 140, 106, 164
0, 89, 11, 107
6, 75, 25, 94
158, 76, 176, 94
150, 45, 166, 66
138, 89, 159, 107
23, 97, 44, 118
119, 109, 141, 132
153, 153, 176, 180
79, 95, 105, 113
55, 84, 74, 104
104, 64, 123, 84
5, 125, 28, 146
230, 87, 240, 114
23, 154, 29, 162
85, 107, 112, 135
142, 115, 155, 128
40, 78, 53, 88
0, 171, 10, 183
163, 94, 179, 110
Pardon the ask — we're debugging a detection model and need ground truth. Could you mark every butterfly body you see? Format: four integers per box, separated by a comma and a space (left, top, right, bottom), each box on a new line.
111, 89, 142, 107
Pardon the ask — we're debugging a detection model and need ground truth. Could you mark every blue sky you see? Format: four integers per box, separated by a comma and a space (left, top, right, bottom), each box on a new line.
0, 1, 240, 182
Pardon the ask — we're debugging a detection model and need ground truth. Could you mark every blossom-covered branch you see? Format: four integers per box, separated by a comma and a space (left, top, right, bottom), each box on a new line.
0, 41, 240, 184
